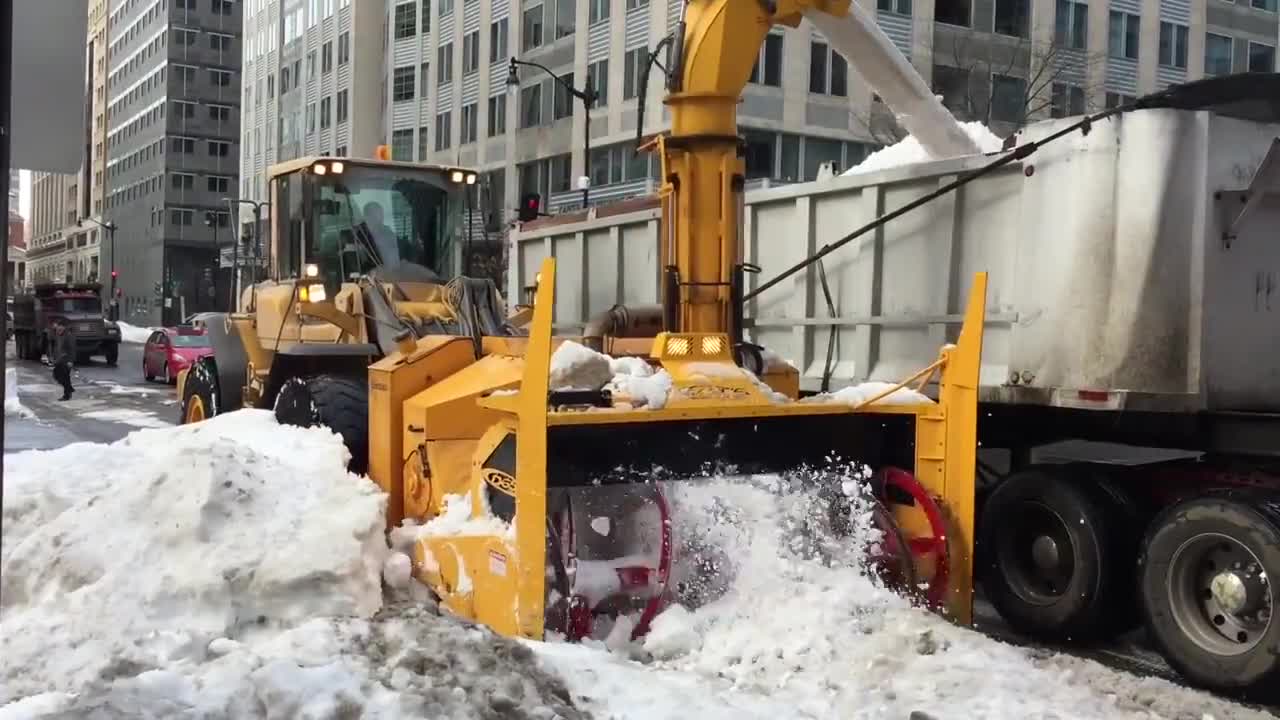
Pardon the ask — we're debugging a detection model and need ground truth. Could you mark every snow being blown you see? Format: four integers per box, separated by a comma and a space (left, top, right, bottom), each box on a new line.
534, 472, 1271, 720
845, 121, 1006, 176
0, 409, 584, 720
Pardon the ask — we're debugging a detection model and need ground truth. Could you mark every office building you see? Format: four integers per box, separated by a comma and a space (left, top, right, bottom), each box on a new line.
104, 0, 244, 325
376, 0, 1276, 220
237, 0, 383, 242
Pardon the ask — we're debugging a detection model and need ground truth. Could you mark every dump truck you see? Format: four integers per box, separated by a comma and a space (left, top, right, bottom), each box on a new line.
509, 71, 1280, 696
11, 281, 120, 365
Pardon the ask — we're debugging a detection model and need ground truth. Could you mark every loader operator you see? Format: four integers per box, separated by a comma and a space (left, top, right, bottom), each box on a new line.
50, 319, 75, 401
361, 201, 403, 266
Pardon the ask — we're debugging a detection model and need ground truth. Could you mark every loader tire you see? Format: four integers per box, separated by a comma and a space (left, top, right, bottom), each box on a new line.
181, 358, 220, 425
274, 373, 368, 475
1139, 493, 1280, 699
978, 466, 1137, 642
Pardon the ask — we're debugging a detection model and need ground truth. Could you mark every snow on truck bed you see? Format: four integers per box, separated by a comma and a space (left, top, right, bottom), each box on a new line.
0, 409, 1268, 719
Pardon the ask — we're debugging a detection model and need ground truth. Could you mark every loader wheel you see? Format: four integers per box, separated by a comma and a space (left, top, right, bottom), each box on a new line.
274, 374, 369, 475
1139, 494, 1280, 698
181, 358, 219, 425
978, 467, 1137, 642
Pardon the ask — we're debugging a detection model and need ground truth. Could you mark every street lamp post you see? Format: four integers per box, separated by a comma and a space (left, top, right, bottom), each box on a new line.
81, 216, 118, 320
223, 198, 270, 308
507, 57, 597, 209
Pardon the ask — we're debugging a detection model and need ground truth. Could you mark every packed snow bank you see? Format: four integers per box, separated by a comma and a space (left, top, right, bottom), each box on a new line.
4, 367, 33, 418
0, 409, 586, 719
116, 321, 154, 344
803, 380, 934, 407
550, 340, 674, 410
845, 121, 1005, 176
533, 473, 1269, 720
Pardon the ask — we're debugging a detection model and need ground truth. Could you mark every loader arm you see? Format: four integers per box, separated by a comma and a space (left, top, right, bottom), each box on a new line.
660, 0, 978, 337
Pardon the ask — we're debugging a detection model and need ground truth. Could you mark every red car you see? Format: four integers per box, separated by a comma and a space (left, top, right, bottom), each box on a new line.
143, 326, 213, 384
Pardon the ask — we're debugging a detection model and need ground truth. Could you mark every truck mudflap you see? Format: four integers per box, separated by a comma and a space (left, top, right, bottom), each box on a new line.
201, 313, 249, 414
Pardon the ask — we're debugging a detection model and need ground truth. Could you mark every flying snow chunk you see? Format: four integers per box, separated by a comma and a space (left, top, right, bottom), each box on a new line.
844, 121, 1005, 176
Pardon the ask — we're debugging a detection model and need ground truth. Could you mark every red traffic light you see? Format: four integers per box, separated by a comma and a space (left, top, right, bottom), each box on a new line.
518, 193, 541, 222
111, 269, 118, 278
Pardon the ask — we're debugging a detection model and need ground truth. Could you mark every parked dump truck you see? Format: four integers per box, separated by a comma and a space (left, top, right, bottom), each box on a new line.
11, 282, 120, 365
510, 99, 1280, 695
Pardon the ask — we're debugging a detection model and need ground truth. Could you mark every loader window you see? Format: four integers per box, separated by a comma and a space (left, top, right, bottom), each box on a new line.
310, 164, 464, 282
53, 297, 102, 314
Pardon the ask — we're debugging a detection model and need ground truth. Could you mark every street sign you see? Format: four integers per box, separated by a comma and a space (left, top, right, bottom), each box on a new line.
218, 246, 268, 269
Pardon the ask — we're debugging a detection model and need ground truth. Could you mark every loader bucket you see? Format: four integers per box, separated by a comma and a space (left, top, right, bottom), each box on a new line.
451, 257, 987, 640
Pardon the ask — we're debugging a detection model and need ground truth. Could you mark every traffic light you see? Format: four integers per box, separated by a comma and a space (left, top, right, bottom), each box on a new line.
517, 193, 541, 222
110, 269, 118, 279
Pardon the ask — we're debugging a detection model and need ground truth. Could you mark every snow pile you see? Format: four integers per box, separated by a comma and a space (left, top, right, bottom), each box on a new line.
803, 380, 934, 407
5, 366, 33, 418
116, 321, 155, 344
550, 340, 674, 410
0, 409, 586, 719
534, 473, 1267, 720
845, 121, 1006, 176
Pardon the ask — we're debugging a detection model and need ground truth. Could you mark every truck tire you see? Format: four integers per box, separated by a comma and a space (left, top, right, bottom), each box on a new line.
978, 466, 1136, 642
181, 358, 220, 425
1139, 493, 1280, 698
104, 343, 118, 367
273, 374, 369, 475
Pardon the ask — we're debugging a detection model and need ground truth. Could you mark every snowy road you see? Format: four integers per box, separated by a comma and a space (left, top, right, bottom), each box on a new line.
4, 340, 178, 452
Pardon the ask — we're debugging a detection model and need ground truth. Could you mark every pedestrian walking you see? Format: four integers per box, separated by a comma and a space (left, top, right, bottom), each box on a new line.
50, 319, 75, 401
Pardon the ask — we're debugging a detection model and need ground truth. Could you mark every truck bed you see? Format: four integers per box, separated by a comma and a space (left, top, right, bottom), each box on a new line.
510, 108, 1280, 416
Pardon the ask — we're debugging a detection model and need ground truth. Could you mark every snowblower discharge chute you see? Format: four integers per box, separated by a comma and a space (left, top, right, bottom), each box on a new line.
396, 257, 988, 641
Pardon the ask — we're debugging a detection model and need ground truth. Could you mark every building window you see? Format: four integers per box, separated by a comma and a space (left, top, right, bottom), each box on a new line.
555, 0, 575, 39
1251, 0, 1277, 11
624, 48, 646, 100
463, 31, 479, 74
172, 173, 195, 190
1249, 41, 1276, 71
208, 175, 230, 193
489, 18, 508, 62
1054, 0, 1087, 50
808, 42, 848, 96
1205, 33, 1234, 76
418, 125, 430, 159
877, 0, 911, 15
749, 33, 783, 86
171, 209, 194, 226
461, 103, 478, 143
174, 28, 198, 46
438, 42, 454, 84
553, 73, 575, 119
322, 41, 334, 72
587, 60, 608, 107
320, 96, 332, 128
435, 111, 452, 150
1050, 83, 1085, 117
209, 104, 232, 123
625, 0, 648, 8
172, 137, 195, 153
1158, 22, 1189, 68
211, 34, 232, 52
393, 65, 416, 101
337, 89, 349, 123
338, 32, 350, 65
589, 0, 609, 23
209, 141, 231, 157
1104, 92, 1135, 109
1108, 11, 1139, 60
421, 0, 431, 32
990, 74, 1026, 124
521, 84, 542, 127
994, 0, 1029, 37
488, 93, 507, 136
391, 129, 414, 159
439, 0, 453, 13
935, 0, 970, 27
522, 6, 543, 51
394, 2, 417, 39
174, 100, 197, 118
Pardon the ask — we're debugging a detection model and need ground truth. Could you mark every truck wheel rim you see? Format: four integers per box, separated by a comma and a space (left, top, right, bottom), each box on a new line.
185, 396, 206, 423
996, 503, 1075, 604
1167, 532, 1272, 656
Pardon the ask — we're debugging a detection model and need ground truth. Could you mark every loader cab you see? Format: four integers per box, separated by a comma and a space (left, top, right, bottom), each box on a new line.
269, 156, 480, 297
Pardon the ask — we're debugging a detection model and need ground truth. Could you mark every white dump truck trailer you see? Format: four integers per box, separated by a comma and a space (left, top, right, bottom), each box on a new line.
510, 96, 1280, 695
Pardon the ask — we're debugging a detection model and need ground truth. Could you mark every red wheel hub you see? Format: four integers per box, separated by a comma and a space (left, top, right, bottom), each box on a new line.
879, 466, 951, 609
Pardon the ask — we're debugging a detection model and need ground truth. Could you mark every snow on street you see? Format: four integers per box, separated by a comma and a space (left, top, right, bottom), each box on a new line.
0, 409, 1273, 719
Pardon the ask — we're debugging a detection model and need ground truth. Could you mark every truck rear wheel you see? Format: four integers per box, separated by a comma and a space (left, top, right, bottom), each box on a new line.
1139, 494, 1280, 698
104, 343, 118, 366
978, 466, 1137, 641
273, 374, 369, 475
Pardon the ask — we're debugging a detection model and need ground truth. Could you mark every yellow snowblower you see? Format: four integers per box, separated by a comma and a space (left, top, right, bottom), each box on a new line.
361, 0, 990, 639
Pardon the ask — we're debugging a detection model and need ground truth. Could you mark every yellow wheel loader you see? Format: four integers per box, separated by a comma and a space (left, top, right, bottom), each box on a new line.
177, 154, 510, 474
363, 0, 994, 641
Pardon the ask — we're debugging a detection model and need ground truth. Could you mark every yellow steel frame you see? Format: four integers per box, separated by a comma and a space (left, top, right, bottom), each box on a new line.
422, 257, 988, 638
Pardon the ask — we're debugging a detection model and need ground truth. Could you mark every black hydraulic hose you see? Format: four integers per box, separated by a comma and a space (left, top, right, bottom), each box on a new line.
743, 107, 1126, 303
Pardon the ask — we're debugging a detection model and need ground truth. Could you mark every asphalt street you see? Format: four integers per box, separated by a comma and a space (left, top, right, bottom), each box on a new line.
4, 339, 180, 452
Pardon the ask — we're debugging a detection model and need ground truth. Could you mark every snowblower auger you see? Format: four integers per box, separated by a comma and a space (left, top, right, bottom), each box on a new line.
405, 257, 987, 641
